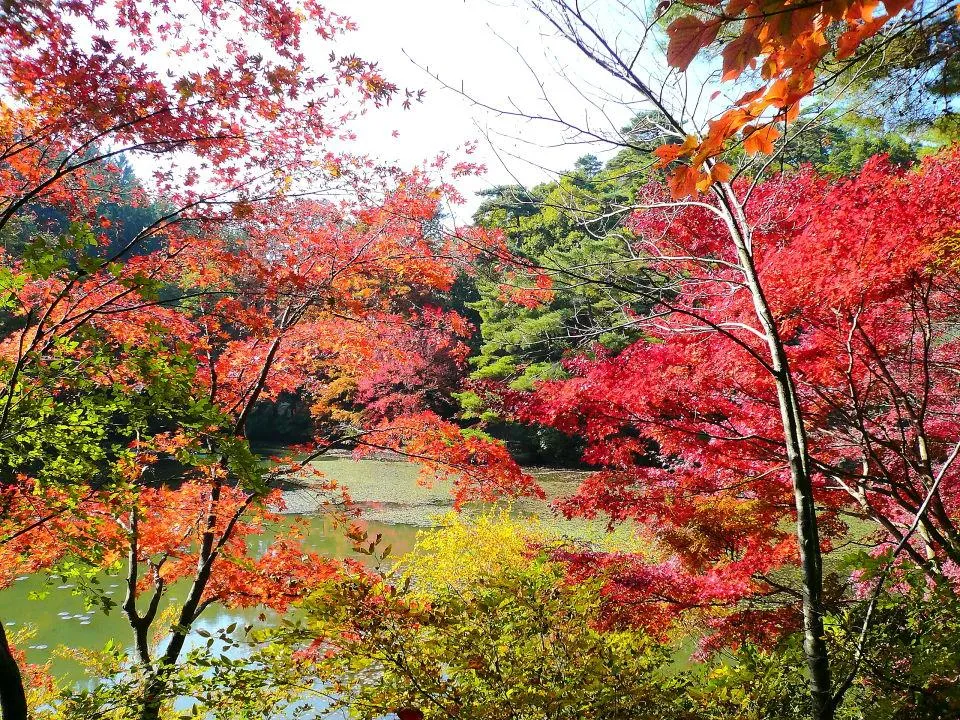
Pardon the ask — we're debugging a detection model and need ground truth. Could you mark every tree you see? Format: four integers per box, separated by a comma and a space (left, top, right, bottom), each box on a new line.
283, 512, 695, 720
503, 150, 960, 717
0, 0, 538, 711
461, 150, 660, 463
469, 151, 654, 390
0, 172, 537, 718
0, 0, 415, 520
0, 0, 406, 512
452, 0, 960, 713
775, 113, 920, 174
457, 5, 830, 713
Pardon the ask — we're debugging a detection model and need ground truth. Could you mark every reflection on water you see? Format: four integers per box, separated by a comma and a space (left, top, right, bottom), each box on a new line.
1, 457, 590, 684
4, 516, 420, 681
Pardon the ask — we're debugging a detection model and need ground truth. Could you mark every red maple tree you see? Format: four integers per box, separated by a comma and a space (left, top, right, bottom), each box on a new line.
477, 150, 959, 719
505, 151, 960, 655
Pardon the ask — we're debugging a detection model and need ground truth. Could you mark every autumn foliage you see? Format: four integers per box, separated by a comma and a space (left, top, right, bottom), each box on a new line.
661, 0, 926, 193
0, 0, 541, 714
3, 0, 960, 715
506, 151, 960, 648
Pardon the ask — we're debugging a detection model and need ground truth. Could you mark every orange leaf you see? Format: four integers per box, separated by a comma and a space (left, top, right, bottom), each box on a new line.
721, 32, 762, 81
764, 78, 790, 107
735, 87, 766, 106
667, 165, 701, 198
653, 134, 698, 167
725, 0, 753, 15
698, 110, 750, 162
743, 124, 780, 155
849, 0, 881, 21
710, 162, 734, 183
666, 16, 722, 71
836, 15, 888, 59
653, 143, 688, 167
781, 102, 801, 123
787, 6, 818, 36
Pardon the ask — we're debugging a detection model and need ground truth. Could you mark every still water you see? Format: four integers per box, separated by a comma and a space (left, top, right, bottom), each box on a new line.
2, 457, 592, 682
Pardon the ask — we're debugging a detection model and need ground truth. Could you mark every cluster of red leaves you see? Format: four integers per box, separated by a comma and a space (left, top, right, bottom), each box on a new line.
0, 0, 542, 689
0, 0, 422, 260
507, 151, 960, 649
355, 412, 542, 508
353, 306, 474, 423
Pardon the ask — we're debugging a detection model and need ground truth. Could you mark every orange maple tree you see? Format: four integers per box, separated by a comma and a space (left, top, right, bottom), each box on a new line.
0, 172, 537, 716
0, 0, 535, 716
659, 0, 941, 193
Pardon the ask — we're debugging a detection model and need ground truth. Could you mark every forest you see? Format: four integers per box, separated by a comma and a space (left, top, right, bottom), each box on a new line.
1, 0, 959, 718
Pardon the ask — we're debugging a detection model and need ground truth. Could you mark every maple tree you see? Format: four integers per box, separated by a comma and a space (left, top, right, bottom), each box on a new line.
0, 0, 540, 715
0, 170, 541, 717
0, 0, 424, 498
0, 1, 373, 709
457, 11, 830, 710
461, 2, 960, 716
494, 150, 960, 719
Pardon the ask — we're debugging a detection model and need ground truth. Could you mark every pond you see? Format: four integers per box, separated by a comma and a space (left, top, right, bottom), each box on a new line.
2, 456, 597, 683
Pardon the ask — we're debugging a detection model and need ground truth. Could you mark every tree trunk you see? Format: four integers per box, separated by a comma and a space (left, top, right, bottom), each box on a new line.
723, 193, 833, 720
0, 622, 27, 720
138, 673, 165, 720
138, 478, 223, 720
776, 370, 834, 720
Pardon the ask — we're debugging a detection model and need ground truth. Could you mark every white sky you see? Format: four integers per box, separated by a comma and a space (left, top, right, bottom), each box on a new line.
322, 0, 641, 214
119, 0, 678, 219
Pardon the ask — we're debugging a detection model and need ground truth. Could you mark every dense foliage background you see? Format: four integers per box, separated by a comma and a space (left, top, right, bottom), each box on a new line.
1, 0, 960, 718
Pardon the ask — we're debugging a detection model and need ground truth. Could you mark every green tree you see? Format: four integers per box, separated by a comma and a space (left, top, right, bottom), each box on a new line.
773, 112, 921, 174
469, 149, 655, 391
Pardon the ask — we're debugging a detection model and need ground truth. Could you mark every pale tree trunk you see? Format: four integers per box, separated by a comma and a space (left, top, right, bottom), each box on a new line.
721, 189, 833, 719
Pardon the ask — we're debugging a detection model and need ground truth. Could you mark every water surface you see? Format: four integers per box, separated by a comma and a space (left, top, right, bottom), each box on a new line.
3, 457, 596, 682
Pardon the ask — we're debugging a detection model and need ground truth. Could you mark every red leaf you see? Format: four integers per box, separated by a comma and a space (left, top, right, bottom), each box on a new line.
666, 16, 722, 70
397, 710, 425, 720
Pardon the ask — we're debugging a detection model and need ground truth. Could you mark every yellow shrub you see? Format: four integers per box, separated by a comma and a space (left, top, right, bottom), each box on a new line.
396, 508, 546, 592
